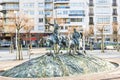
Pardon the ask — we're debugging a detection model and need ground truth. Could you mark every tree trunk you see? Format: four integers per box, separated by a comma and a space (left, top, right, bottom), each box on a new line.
10, 34, 14, 53
116, 35, 119, 52
82, 35, 86, 54
29, 32, 32, 49
101, 31, 104, 53
17, 30, 23, 60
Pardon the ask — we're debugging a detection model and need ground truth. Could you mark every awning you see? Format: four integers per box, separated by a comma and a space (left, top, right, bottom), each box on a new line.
23, 37, 37, 41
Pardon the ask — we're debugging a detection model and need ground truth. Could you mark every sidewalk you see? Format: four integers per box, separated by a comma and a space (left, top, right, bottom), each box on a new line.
0, 49, 120, 80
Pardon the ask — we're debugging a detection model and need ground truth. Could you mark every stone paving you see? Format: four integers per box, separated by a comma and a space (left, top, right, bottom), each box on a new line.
0, 49, 120, 80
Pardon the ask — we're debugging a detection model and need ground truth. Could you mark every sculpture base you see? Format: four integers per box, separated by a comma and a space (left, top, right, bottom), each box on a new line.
2, 52, 117, 78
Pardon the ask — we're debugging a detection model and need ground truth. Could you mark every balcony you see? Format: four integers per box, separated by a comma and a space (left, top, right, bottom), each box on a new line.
89, 13, 94, 16
54, 0, 69, 3
69, 14, 85, 16
112, 3, 117, 6
54, 6, 70, 9
112, 21, 118, 25
112, 13, 117, 16
0, 0, 19, 4
89, 3, 94, 6
45, 0, 53, 2
89, 22, 94, 25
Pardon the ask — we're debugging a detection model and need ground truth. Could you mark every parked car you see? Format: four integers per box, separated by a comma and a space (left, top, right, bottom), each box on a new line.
1, 42, 11, 47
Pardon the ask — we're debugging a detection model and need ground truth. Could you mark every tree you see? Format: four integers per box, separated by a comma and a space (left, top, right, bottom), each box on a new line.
97, 25, 105, 53
24, 18, 34, 49
8, 27, 16, 54
13, 12, 30, 60
88, 26, 94, 50
112, 22, 120, 51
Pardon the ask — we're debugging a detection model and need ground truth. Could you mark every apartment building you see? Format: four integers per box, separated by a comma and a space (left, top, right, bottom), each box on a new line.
0, 0, 19, 33
0, 0, 120, 42
89, 0, 120, 42
19, 0, 88, 38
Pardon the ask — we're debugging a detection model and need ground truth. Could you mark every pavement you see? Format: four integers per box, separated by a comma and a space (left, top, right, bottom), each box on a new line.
0, 48, 120, 80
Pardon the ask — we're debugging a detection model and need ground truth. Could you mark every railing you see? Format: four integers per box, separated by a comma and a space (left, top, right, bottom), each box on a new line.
69, 14, 85, 16
2, 0, 19, 3
54, 0, 69, 2
112, 3, 117, 6
112, 13, 117, 15
54, 6, 70, 9
89, 22, 94, 25
89, 3, 94, 6
45, 0, 53, 2
89, 13, 94, 16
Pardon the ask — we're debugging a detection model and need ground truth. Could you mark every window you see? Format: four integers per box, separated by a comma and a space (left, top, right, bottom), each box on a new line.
96, 0, 110, 5
38, 25, 44, 31
96, 16, 110, 24
56, 10, 68, 15
38, 11, 43, 15
113, 17, 117, 22
70, 18, 83, 22
38, 18, 43, 23
113, 8, 117, 14
104, 25, 111, 33
38, 3, 44, 8
24, 10, 34, 15
95, 7, 110, 14
69, 10, 85, 16
70, 2, 85, 8
45, 11, 52, 16
61, 26, 64, 30
113, 0, 116, 4
89, 17, 93, 24
45, 3, 52, 9
65, 26, 68, 29
23, 3, 34, 8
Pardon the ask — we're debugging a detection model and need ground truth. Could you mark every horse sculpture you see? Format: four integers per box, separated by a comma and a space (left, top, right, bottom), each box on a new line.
68, 29, 83, 54
47, 21, 60, 54
47, 20, 83, 54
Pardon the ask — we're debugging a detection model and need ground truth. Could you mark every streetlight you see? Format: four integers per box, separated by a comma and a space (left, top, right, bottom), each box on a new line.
14, 11, 18, 59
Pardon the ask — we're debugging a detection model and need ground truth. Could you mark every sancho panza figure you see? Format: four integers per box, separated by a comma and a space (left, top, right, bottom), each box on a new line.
72, 28, 80, 45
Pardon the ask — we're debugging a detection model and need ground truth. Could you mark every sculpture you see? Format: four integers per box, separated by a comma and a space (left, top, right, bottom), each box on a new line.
47, 21, 60, 54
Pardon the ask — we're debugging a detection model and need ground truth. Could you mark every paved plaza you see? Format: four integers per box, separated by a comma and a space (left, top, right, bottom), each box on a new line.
0, 48, 120, 80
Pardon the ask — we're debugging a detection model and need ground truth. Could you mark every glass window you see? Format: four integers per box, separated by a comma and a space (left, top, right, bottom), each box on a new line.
38, 18, 43, 23
38, 11, 43, 15
95, 7, 110, 14
65, 26, 68, 29
38, 3, 44, 8
70, 18, 83, 22
61, 26, 64, 30
96, 0, 110, 5
113, 17, 117, 22
38, 25, 44, 31
23, 3, 34, 8
70, 2, 85, 8
96, 16, 110, 24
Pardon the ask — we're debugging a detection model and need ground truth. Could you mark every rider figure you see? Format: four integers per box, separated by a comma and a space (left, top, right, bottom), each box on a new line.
72, 28, 80, 45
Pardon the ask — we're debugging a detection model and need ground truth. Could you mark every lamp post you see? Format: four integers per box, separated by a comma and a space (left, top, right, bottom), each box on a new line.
14, 11, 18, 59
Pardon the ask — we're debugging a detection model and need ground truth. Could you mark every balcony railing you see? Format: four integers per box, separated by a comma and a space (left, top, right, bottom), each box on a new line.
112, 21, 118, 25
54, 0, 69, 3
112, 3, 117, 6
89, 13, 94, 16
54, 6, 70, 9
69, 14, 85, 16
1, 0, 19, 3
45, 0, 53, 2
89, 3, 94, 6
89, 22, 94, 25
112, 13, 117, 16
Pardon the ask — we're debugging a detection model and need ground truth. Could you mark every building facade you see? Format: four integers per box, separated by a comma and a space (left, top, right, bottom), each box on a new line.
89, 0, 120, 42
0, 0, 120, 42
